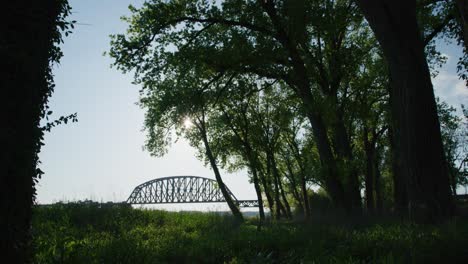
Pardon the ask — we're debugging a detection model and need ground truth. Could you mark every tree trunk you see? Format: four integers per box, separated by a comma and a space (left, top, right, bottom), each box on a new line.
250, 167, 265, 221
332, 117, 362, 213
450, 169, 457, 196
357, 0, 454, 220
268, 152, 283, 219
260, 0, 348, 212
283, 159, 304, 214
374, 148, 383, 214
389, 126, 408, 215
271, 153, 292, 218
299, 174, 310, 219
308, 113, 347, 211
2, 1, 64, 261
199, 125, 243, 222
363, 126, 375, 214
221, 108, 265, 220
288, 139, 311, 218
279, 177, 292, 219
259, 169, 275, 214
456, 0, 468, 50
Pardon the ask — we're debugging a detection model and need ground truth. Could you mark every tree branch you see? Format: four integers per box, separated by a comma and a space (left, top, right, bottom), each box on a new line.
177, 16, 273, 36
424, 13, 454, 46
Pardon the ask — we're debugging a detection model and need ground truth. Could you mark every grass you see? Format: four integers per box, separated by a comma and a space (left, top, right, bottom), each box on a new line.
32, 202, 468, 263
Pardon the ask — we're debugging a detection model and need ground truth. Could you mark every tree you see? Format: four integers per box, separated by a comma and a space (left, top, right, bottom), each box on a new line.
109, 0, 466, 220
356, 0, 454, 220
111, 38, 244, 221
211, 76, 269, 220
458, 106, 468, 188
109, 0, 373, 213
1, 0, 73, 260
248, 86, 296, 219
210, 80, 300, 220
438, 99, 468, 195
355, 81, 388, 214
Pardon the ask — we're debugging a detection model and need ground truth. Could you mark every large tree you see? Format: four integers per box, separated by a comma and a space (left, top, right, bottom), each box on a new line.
214, 81, 269, 220
355, 0, 456, 219
120, 49, 245, 221
109, 0, 373, 213
109, 0, 466, 219
1, 0, 72, 260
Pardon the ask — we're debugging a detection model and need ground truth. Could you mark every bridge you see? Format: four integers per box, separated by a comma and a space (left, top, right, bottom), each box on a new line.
126, 176, 259, 208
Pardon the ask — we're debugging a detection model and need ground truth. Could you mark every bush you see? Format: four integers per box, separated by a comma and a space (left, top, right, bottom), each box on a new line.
32, 202, 468, 263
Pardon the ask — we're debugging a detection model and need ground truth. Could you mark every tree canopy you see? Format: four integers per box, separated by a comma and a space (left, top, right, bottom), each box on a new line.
109, 0, 467, 221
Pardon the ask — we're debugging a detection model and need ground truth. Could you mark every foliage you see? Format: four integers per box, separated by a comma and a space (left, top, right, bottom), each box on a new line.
33, 203, 468, 263
108, 0, 375, 214
2, 0, 75, 260
418, 0, 468, 83
22, 0, 76, 202
107, 0, 468, 219
437, 99, 468, 192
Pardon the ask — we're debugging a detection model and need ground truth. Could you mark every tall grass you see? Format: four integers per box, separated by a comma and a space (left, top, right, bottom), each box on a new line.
33, 202, 468, 263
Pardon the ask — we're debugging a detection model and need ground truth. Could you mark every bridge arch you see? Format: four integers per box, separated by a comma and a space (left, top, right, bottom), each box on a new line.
126, 176, 238, 204
126, 176, 259, 207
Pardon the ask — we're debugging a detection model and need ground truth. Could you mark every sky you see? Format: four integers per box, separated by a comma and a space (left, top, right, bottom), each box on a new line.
37, 0, 468, 209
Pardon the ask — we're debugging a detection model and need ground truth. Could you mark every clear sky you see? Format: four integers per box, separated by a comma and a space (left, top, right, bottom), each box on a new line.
37, 0, 468, 209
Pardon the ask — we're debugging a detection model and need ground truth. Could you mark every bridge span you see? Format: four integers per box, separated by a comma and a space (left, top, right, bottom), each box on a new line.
126, 176, 259, 208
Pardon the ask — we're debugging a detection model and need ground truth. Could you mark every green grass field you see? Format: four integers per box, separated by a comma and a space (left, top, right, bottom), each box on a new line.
32, 202, 468, 263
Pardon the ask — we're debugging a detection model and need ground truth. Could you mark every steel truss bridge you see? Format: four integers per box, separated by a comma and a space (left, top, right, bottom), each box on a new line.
126, 176, 259, 208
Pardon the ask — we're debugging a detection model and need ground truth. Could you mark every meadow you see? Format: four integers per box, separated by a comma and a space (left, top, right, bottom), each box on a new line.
32, 202, 468, 263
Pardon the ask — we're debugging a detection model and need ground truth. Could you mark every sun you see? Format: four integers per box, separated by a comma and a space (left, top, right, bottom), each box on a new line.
183, 117, 193, 129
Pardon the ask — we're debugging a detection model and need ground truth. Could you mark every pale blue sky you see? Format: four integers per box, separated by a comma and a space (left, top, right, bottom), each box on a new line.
37, 0, 467, 208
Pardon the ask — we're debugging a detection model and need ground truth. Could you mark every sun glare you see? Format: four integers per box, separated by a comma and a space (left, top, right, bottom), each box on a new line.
183, 117, 193, 129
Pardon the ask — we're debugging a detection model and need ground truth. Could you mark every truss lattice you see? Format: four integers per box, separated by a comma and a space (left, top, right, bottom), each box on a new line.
126, 176, 259, 207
